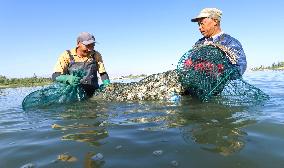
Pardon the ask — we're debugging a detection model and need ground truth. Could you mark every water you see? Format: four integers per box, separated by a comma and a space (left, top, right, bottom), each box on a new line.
0, 71, 284, 168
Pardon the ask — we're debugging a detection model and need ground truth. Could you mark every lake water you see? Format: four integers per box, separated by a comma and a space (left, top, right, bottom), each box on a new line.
0, 71, 283, 168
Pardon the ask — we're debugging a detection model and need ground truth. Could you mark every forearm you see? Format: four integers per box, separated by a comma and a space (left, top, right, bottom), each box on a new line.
228, 43, 247, 75
236, 49, 247, 75
223, 37, 247, 75
100, 72, 110, 81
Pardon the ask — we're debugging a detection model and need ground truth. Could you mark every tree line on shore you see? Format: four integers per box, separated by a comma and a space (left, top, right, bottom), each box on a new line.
251, 61, 284, 71
0, 75, 52, 88
117, 74, 147, 79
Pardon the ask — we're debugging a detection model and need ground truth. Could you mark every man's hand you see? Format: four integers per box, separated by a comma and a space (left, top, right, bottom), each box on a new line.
55, 75, 81, 86
99, 79, 110, 91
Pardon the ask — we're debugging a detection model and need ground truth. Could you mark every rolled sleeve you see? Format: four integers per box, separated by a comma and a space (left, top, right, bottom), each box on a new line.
94, 51, 107, 73
53, 51, 70, 74
227, 40, 247, 75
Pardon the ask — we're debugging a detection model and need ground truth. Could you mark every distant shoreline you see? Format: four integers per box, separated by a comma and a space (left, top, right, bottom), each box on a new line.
250, 62, 284, 71
1, 67, 282, 89
111, 74, 147, 80
250, 67, 284, 71
0, 75, 52, 89
0, 74, 148, 89
0, 82, 51, 89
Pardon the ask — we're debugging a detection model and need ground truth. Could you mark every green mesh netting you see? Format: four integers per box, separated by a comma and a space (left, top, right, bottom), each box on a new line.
22, 70, 87, 110
213, 79, 269, 106
177, 44, 269, 104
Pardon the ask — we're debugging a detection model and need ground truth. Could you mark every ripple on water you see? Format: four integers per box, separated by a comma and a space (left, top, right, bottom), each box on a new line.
0, 71, 283, 167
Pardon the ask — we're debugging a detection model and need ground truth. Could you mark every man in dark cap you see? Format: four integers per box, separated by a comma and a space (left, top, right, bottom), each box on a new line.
52, 32, 110, 97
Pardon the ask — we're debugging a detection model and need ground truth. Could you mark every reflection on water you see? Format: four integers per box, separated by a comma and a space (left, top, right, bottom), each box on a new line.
113, 97, 256, 156
62, 129, 108, 146
83, 96, 257, 156
47, 101, 110, 147
44, 98, 255, 166
178, 101, 255, 156
51, 122, 108, 147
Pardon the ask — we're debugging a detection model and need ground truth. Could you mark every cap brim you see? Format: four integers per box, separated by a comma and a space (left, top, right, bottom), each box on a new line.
191, 18, 199, 22
191, 16, 207, 22
191, 13, 210, 22
82, 40, 95, 45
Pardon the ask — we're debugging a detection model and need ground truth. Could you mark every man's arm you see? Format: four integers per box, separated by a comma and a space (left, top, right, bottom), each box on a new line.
100, 72, 110, 81
217, 34, 247, 75
52, 72, 62, 81
52, 51, 70, 81
226, 38, 247, 75
94, 51, 110, 85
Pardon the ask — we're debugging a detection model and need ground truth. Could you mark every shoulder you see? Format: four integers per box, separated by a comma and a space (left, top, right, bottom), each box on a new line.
93, 50, 102, 57
220, 34, 242, 46
57, 49, 74, 64
195, 37, 206, 45
58, 50, 71, 60
59, 48, 76, 57
89, 50, 101, 57
68, 48, 77, 56
92, 50, 104, 62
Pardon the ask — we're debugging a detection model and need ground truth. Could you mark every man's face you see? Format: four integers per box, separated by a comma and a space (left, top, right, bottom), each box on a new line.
77, 42, 94, 57
197, 18, 218, 38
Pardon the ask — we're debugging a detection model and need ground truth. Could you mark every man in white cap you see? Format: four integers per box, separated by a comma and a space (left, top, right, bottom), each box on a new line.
52, 32, 110, 97
191, 8, 247, 75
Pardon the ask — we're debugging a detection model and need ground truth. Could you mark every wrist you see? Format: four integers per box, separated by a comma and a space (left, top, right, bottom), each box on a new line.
103, 79, 110, 85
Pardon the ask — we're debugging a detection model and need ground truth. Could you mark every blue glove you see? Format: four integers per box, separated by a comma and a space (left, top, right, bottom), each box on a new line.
99, 79, 110, 91
55, 75, 81, 86
103, 79, 110, 86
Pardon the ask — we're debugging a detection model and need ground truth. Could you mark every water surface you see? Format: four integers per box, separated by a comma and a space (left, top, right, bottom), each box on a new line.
0, 71, 283, 168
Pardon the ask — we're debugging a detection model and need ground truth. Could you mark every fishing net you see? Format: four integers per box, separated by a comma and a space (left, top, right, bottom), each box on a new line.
177, 44, 269, 105
213, 79, 269, 106
22, 70, 87, 110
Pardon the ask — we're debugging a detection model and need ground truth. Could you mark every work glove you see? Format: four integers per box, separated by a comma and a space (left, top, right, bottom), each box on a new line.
99, 79, 110, 91
55, 75, 81, 86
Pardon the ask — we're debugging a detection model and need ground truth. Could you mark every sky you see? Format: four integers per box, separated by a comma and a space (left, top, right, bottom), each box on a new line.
0, 0, 283, 78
